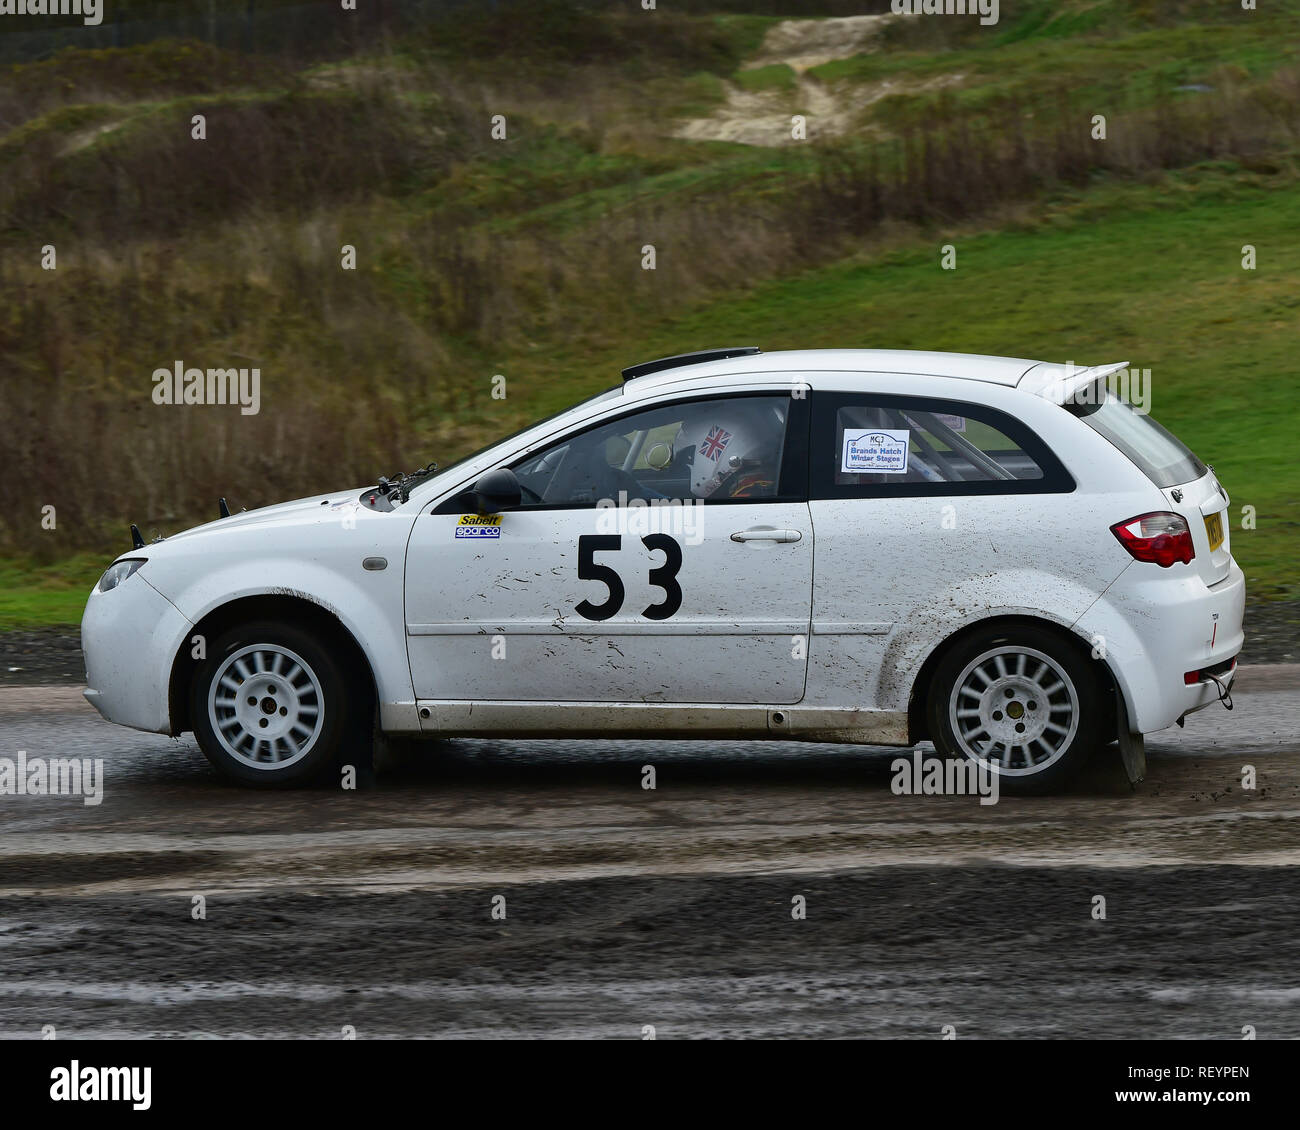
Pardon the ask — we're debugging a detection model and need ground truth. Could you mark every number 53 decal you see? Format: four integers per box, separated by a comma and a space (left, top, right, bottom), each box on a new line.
575, 534, 683, 621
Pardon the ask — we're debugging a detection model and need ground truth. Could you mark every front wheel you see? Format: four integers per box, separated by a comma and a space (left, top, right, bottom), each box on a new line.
190, 621, 357, 787
927, 626, 1104, 795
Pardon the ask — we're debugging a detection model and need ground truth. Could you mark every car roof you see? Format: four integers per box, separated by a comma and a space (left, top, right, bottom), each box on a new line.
624, 348, 1044, 390
622, 349, 1136, 405
409, 349, 1120, 504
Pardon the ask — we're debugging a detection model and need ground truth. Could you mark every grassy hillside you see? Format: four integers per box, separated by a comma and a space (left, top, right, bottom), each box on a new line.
1, 0, 1297, 625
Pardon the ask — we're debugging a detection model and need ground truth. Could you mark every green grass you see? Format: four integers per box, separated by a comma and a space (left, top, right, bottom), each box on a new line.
810, 14, 1300, 121
0, 556, 103, 630
734, 63, 798, 93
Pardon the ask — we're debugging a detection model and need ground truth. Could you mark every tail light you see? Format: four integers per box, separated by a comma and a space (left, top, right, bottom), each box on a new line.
1111, 512, 1195, 567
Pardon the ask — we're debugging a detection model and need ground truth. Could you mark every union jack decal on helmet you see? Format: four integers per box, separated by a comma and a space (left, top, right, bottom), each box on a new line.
700, 425, 731, 461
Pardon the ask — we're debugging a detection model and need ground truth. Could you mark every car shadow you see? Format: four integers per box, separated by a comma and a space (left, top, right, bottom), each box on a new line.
370, 736, 1135, 796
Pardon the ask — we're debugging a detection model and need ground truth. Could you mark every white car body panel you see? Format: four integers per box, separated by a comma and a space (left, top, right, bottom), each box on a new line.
1074, 559, 1245, 733
87, 494, 423, 735
80, 348, 1244, 759
82, 575, 192, 734
799, 370, 1161, 717
404, 501, 813, 704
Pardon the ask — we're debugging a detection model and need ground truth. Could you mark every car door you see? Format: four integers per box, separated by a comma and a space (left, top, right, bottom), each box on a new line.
806, 388, 1100, 710
404, 390, 812, 704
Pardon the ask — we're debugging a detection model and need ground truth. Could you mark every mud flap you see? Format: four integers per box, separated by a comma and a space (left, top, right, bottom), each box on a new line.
1116, 695, 1146, 785
366, 704, 394, 783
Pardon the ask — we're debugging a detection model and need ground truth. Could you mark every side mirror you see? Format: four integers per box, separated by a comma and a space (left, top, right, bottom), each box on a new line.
472, 467, 522, 514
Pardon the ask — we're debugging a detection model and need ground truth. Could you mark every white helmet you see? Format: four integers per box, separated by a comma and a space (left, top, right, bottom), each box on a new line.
675, 401, 783, 499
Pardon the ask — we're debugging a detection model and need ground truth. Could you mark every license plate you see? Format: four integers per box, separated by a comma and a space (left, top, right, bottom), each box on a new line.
1204, 511, 1224, 552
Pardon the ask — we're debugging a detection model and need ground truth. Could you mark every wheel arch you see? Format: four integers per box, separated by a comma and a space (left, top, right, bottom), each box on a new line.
168, 594, 378, 737
906, 613, 1122, 744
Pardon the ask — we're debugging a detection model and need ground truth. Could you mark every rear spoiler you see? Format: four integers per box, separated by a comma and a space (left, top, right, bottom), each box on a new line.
1021, 361, 1129, 404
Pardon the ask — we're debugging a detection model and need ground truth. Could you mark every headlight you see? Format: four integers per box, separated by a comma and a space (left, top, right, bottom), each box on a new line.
98, 558, 147, 593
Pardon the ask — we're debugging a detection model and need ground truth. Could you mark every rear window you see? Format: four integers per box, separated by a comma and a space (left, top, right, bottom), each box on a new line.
833, 405, 1044, 487
811, 392, 1074, 498
1067, 384, 1205, 489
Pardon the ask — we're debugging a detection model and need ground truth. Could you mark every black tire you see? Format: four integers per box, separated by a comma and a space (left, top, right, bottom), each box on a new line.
190, 620, 360, 787
926, 624, 1104, 795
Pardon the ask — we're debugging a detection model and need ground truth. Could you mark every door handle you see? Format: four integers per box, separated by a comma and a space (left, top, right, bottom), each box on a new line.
730, 528, 803, 543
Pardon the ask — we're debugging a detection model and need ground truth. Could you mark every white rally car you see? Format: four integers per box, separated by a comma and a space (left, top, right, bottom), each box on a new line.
82, 348, 1243, 792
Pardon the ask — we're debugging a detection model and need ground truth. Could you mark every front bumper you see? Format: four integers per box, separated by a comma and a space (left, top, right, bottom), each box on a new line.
82, 573, 192, 734
1074, 559, 1245, 734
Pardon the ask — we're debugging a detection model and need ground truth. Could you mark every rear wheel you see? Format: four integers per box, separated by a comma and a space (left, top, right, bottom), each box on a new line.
190, 620, 357, 787
927, 625, 1104, 795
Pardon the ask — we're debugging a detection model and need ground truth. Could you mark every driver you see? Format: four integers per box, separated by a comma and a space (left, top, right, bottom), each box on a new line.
675, 402, 784, 500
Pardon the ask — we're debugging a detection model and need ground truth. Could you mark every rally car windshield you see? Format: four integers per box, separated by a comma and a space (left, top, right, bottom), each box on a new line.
394, 384, 624, 503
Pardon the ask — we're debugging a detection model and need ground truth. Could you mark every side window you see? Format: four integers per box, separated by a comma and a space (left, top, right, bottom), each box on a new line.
814, 394, 1072, 497
511, 394, 798, 508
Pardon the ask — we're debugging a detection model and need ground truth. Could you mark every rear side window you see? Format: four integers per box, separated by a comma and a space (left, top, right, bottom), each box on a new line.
1066, 384, 1206, 489
812, 393, 1074, 498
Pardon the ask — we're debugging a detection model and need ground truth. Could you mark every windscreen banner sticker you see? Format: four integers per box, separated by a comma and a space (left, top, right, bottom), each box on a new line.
456, 514, 502, 539
841, 429, 909, 474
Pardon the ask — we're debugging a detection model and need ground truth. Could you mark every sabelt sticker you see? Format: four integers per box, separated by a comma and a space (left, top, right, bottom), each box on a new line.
842, 429, 909, 474
455, 514, 503, 539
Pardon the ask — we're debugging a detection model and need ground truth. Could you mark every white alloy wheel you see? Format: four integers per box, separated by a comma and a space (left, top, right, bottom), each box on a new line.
947, 645, 1080, 777
207, 643, 325, 771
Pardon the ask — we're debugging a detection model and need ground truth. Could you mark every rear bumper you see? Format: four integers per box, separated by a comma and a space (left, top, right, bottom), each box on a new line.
1074, 559, 1245, 734
81, 574, 192, 735
1175, 656, 1238, 721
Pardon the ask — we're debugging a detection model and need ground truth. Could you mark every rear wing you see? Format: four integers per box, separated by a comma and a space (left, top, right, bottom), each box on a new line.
1020, 361, 1129, 404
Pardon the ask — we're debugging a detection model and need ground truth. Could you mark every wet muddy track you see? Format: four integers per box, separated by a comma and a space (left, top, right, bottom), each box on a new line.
2, 867, 1298, 1039
0, 667, 1297, 1037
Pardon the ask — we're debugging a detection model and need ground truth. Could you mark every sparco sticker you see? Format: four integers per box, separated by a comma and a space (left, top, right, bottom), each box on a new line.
455, 514, 503, 539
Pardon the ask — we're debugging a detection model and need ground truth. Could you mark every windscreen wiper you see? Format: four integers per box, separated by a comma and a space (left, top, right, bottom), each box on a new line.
378, 461, 439, 504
